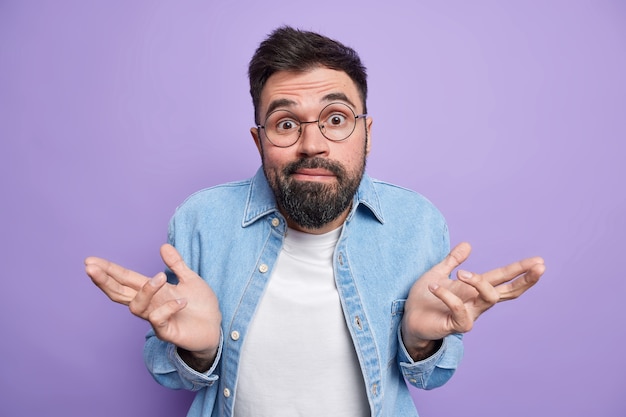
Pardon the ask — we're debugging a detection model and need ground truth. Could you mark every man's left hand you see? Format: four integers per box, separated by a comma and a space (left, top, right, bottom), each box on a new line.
401, 242, 545, 360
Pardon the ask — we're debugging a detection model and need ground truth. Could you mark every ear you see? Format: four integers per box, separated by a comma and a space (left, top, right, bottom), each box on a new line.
365, 116, 373, 156
250, 127, 263, 156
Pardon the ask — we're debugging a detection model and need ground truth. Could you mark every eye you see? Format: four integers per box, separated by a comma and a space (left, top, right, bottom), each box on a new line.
277, 120, 297, 130
325, 113, 348, 127
272, 116, 300, 134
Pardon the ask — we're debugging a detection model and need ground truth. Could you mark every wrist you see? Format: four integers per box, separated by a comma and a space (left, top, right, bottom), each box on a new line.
177, 347, 218, 373
401, 326, 443, 361
405, 338, 443, 361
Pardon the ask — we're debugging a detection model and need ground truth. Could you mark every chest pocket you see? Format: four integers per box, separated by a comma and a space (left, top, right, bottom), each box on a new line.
387, 299, 406, 368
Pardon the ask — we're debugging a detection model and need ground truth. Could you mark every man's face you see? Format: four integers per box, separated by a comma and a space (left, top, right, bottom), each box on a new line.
251, 67, 373, 234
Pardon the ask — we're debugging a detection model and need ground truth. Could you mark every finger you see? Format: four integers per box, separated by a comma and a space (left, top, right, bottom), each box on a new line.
482, 256, 545, 287
85, 262, 139, 305
159, 244, 195, 283
495, 262, 545, 301
432, 242, 472, 276
85, 256, 149, 290
457, 270, 501, 306
129, 272, 167, 319
148, 298, 188, 333
429, 283, 473, 333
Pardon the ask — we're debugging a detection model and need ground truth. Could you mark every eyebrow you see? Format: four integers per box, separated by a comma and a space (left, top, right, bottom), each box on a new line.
264, 93, 358, 118
321, 93, 356, 109
265, 98, 297, 116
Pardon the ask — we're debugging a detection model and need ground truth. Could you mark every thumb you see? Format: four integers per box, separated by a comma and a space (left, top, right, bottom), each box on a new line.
438, 242, 472, 276
160, 243, 192, 283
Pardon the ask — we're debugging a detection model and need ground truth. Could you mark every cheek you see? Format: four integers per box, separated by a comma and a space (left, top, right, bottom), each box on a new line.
261, 148, 292, 171
338, 144, 366, 169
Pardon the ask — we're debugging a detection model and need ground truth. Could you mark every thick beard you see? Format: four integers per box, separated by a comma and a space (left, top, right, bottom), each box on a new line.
264, 156, 366, 230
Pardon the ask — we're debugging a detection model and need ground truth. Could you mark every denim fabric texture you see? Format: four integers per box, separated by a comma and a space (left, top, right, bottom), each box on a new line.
143, 167, 464, 417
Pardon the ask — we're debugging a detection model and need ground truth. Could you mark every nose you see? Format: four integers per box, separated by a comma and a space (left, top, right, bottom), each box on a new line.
297, 121, 329, 157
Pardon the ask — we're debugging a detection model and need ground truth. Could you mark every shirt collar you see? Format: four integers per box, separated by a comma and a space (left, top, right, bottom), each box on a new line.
242, 167, 385, 227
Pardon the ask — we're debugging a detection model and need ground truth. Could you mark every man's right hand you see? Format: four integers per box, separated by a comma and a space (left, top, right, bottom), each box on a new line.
85, 244, 222, 370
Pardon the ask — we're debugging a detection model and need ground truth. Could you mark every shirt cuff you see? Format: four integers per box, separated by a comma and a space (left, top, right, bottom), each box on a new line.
397, 328, 463, 389
167, 331, 223, 389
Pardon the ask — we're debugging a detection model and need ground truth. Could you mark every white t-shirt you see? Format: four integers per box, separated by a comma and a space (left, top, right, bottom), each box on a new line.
233, 227, 370, 417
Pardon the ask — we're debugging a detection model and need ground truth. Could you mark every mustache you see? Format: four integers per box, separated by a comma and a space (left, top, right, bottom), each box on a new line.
283, 157, 346, 178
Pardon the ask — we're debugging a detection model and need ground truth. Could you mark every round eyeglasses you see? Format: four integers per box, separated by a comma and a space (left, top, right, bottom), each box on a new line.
257, 102, 367, 148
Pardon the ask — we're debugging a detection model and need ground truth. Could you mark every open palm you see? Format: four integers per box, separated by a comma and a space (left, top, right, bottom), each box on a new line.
402, 242, 545, 348
85, 244, 222, 355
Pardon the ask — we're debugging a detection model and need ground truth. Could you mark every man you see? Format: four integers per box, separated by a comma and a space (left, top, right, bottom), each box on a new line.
85, 26, 545, 417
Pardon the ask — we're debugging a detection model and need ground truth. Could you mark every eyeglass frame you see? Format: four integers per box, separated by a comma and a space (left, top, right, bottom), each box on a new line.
256, 102, 368, 148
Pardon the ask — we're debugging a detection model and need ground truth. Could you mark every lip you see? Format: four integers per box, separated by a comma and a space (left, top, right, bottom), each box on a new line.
291, 168, 336, 182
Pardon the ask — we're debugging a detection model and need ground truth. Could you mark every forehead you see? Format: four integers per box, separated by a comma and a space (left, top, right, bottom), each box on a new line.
260, 67, 362, 116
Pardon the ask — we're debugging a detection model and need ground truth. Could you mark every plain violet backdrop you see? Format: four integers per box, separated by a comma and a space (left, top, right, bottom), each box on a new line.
1, 1, 624, 416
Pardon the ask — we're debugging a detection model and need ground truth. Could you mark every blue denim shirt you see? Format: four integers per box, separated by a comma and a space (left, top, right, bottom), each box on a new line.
143, 168, 463, 417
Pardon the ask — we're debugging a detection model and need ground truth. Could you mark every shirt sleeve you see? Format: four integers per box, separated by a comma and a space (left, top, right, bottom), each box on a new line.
395, 213, 463, 390
143, 328, 224, 391
397, 328, 464, 390
140, 210, 224, 391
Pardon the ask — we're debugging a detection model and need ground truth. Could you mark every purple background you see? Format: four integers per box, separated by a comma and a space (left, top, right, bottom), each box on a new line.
1, 1, 624, 416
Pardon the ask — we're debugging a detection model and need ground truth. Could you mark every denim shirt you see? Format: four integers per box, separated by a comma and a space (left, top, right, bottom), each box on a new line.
143, 168, 464, 417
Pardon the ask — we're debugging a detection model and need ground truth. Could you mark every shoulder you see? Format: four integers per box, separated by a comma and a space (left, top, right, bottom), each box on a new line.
171, 178, 252, 221
180, 178, 251, 207
370, 178, 446, 224
371, 179, 433, 203
350, 177, 450, 270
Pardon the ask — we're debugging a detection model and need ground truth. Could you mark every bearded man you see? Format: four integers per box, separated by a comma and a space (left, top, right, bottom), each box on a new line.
86, 26, 544, 417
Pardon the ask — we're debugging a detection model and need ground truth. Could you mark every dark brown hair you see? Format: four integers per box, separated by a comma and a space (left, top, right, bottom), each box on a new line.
248, 26, 368, 124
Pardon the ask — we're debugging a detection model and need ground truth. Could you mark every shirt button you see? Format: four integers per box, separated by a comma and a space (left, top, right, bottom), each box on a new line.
223, 388, 231, 398
271, 218, 280, 227
231, 330, 240, 341
355, 316, 363, 330
259, 264, 269, 273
